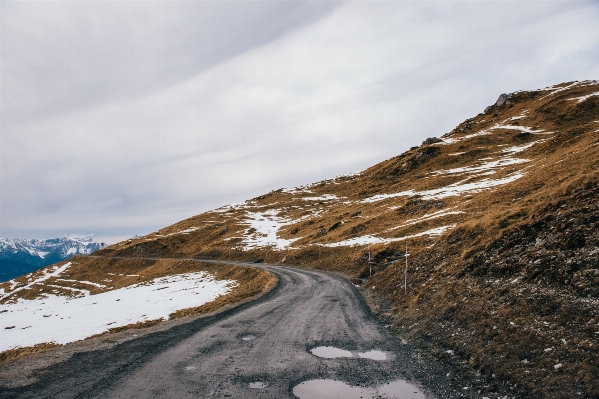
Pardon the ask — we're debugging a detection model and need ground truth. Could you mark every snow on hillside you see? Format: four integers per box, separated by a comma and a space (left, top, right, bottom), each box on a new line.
184, 115, 555, 250
362, 172, 525, 203
241, 210, 298, 250
0, 262, 236, 351
322, 225, 455, 247
114, 80, 599, 257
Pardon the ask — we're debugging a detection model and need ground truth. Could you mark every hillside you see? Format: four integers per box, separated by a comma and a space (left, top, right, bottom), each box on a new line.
1, 80, 597, 397
92, 80, 599, 398
0, 235, 100, 282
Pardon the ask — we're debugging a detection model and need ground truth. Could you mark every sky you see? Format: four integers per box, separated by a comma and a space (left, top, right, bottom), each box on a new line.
1, 1, 598, 244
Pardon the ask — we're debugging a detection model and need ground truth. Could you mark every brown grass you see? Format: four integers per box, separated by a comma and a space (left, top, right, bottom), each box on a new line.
5, 81, 598, 396
0, 343, 62, 366
90, 81, 599, 398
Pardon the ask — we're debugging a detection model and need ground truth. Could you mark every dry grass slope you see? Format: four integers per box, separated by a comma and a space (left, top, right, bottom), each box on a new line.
95, 80, 599, 398
4, 81, 596, 397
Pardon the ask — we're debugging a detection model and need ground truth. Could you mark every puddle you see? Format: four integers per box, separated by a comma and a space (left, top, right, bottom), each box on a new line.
310, 346, 353, 359
379, 380, 427, 398
249, 382, 267, 389
241, 335, 256, 341
293, 379, 426, 399
358, 350, 387, 360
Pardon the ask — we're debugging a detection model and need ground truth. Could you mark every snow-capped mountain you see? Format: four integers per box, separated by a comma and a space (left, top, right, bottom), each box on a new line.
0, 235, 100, 281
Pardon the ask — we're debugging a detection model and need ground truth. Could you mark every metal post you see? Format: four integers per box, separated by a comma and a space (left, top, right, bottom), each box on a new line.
369, 245, 371, 277
404, 241, 409, 294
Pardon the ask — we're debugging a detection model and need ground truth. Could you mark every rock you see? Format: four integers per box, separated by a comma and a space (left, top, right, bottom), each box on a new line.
422, 137, 443, 146
495, 93, 513, 107
495, 94, 508, 106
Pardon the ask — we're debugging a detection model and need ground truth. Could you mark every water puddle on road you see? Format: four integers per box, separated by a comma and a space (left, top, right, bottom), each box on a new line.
310, 346, 389, 360
293, 379, 427, 399
249, 382, 267, 389
358, 350, 387, 360
310, 346, 353, 358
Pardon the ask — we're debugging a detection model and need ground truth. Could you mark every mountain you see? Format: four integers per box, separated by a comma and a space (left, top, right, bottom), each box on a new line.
2, 80, 598, 397
0, 235, 100, 281
96, 80, 599, 398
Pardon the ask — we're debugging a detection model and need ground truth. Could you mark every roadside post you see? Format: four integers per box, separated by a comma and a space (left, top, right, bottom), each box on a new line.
404, 241, 409, 294
368, 244, 371, 277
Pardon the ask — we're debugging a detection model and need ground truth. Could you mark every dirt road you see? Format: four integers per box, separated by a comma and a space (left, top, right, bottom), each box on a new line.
1, 262, 448, 398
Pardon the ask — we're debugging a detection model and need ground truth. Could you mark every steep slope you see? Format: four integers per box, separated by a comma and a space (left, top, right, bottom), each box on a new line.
0, 235, 100, 281
94, 80, 599, 398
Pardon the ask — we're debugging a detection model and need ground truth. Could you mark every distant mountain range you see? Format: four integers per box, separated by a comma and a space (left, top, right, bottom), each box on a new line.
0, 235, 100, 281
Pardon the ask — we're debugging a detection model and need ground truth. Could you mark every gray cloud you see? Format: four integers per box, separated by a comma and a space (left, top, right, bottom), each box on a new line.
1, 1, 598, 243
1, 1, 343, 128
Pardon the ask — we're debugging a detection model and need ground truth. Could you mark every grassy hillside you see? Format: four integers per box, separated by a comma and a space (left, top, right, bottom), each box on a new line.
5, 80, 597, 397
95, 80, 599, 398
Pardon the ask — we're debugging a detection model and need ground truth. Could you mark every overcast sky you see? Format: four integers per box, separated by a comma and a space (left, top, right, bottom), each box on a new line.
1, 1, 598, 244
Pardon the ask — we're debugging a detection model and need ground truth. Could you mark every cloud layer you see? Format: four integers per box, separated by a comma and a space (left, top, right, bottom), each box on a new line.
2, 1, 599, 243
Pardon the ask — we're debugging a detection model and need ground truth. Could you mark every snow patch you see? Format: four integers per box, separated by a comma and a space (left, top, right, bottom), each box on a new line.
363, 173, 525, 203
386, 209, 463, 232
430, 158, 529, 176
501, 139, 548, 154
281, 187, 313, 195
56, 279, 106, 288
490, 124, 551, 134
323, 225, 455, 247
568, 91, 599, 103
240, 210, 300, 250
0, 271, 235, 351
538, 81, 591, 100
166, 227, 198, 236
300, 194, 339, 201
440, 130, 492, 144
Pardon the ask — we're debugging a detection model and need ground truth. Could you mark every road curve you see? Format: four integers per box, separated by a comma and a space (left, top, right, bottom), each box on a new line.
1, 261, 436, 399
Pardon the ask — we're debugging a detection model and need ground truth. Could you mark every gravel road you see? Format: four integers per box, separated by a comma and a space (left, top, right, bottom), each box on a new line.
1, 262, 445, 399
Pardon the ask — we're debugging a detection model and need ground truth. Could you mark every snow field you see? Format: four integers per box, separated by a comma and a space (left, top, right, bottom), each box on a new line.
0, 269, 236, 351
